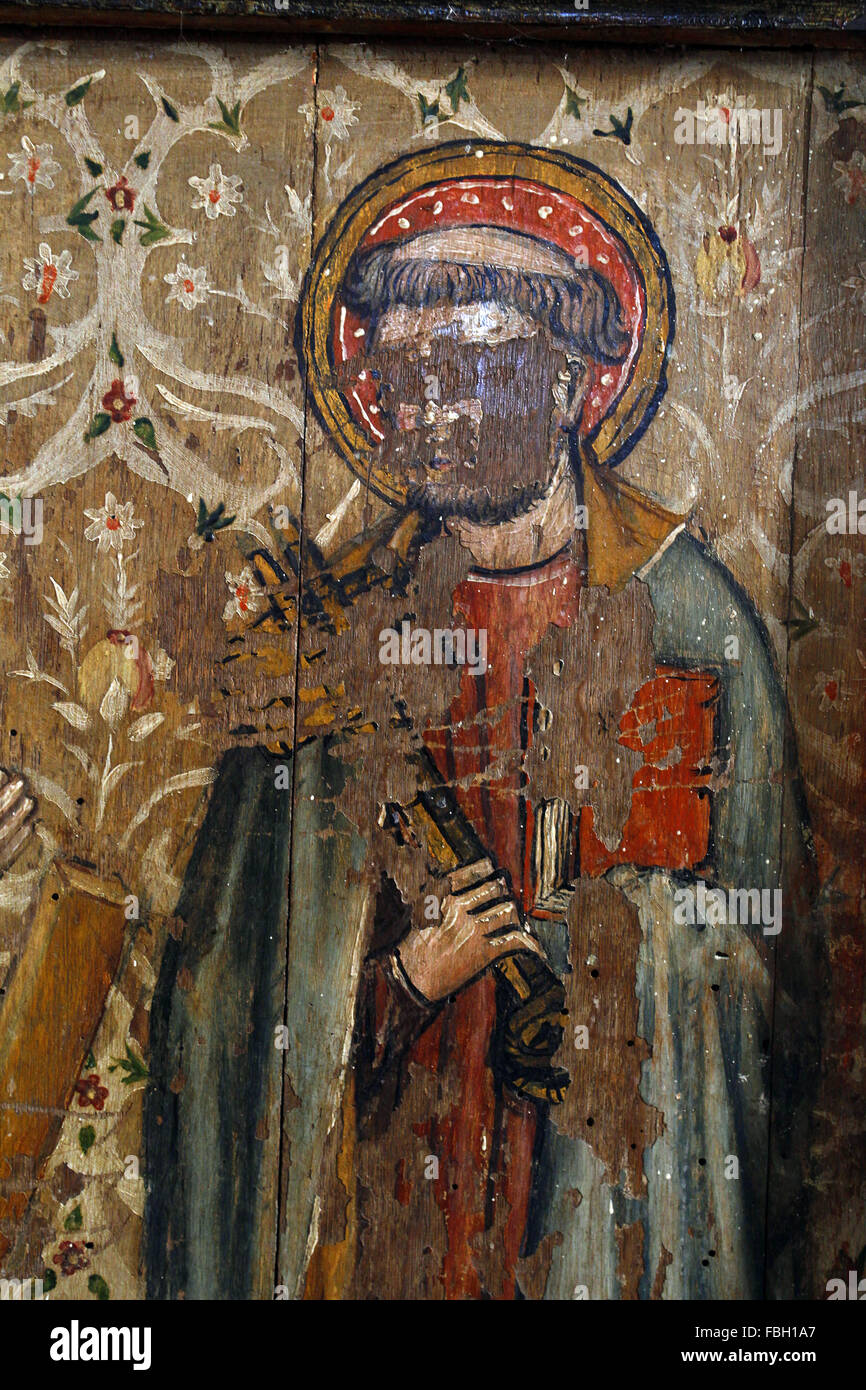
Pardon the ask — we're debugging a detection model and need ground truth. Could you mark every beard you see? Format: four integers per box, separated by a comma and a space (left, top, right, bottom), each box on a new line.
406, 473, 556, 525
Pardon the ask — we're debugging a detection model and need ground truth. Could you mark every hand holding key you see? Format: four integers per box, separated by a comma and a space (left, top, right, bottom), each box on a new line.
395, 857, 546, 1003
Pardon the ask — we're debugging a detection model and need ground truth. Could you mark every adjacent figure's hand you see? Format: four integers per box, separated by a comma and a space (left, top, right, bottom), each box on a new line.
395, 857, 546, 1003
0, 769, 36, 872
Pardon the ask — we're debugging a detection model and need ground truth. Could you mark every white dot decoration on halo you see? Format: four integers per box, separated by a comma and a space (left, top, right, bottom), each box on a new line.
570, 225, 584, 236
538, 206, 553, 219
502, 197, 514, 211
601, 372, 613, 385
597, 254, 609, 264
353, 327, 365, 338
397, 217, 410, 229
460, 192, 480, 204
433, 200, 443, 215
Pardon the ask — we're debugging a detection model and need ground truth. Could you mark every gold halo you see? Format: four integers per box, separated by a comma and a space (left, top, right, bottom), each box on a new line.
299, 140, 674, 507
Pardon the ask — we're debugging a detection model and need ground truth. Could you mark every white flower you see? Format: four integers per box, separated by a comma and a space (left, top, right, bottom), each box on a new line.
298, 85, 359, 141
21, 243, 78, 303
189, 162, 243, 219
7, 136, 61, 194
701, 91, 758, 132
824, 550, 866, 585
0, 552, 9, 581
813, 670, 847, 713
222, 566, 263, 622
83, 492, 144, 554
164, 261, 209, 309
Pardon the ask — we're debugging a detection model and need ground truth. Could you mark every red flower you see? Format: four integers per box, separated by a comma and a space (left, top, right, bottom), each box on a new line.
105, 176, 136, 213
53, 1241, 90, 1277
101, 379, 137, 423
74, 1072, 109, 1111
718, 224, 738, 244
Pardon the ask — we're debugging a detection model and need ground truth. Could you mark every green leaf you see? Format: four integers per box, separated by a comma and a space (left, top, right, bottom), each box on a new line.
564, 87, 584, 120
208, 96, 241, 136
109, 333, 124, 368
110, 217, 125, 245
818, 83, 864, 115
161, 95, 180, 121
42, 1269, 57, 1292
134, 150, 151, 170
133, 203, 170, 247
67, 188, 101, 240
138, 225, 170, 248
444, 67, 470, 113
2, 82, 34, 115
784, 598, 819, 643
195, 498, 236, 540
63, 1204, 83, 1232
132, 417, 157, 450
78, 1124, 96, 1154
88, 1274, 110, 1301
417, 92, 440, 124
84, 1049, 96, 1069
67, 186, 97, 221
84, 412, 112, 440
108, 1042, 150, 1085
65, 76, 93, 107
84, 156, 103, 177
593, 107, 633, 145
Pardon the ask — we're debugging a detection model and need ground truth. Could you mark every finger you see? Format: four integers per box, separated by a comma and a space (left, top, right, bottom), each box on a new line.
462, 876, 510, 911
0, 795, 35, 845
448, 858, 494, 895
0, 775, 26, 819
475, 901, 523, 933
484, 929, 546, 962
0, 819, 35, 871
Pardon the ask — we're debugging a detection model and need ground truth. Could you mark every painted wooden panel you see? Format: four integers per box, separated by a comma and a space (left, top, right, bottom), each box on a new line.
0, 32, 861, 1303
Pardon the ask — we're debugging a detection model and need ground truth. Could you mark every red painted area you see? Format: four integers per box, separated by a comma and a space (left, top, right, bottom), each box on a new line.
580, 668, 718, 874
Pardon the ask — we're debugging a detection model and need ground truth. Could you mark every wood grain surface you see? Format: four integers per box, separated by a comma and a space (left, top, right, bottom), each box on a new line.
0, 32, 861, 1302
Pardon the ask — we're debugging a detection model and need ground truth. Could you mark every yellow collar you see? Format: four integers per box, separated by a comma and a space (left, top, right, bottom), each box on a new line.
582, 460, 685, 592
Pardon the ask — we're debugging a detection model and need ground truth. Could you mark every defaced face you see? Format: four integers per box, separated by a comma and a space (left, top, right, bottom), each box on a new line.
343, 301, 589, 523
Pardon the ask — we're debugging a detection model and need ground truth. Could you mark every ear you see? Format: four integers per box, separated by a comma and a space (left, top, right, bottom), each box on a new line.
561, 357, 590, 432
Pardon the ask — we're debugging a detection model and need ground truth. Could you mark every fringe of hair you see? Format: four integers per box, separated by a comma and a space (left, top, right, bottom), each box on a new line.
342, 245, 631, 365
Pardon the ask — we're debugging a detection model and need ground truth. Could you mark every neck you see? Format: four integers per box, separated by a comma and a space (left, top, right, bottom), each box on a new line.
449, 462, 582, 572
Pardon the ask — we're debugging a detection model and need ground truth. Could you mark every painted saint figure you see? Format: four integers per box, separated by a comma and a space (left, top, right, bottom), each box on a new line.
143, 144, 817, 1301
